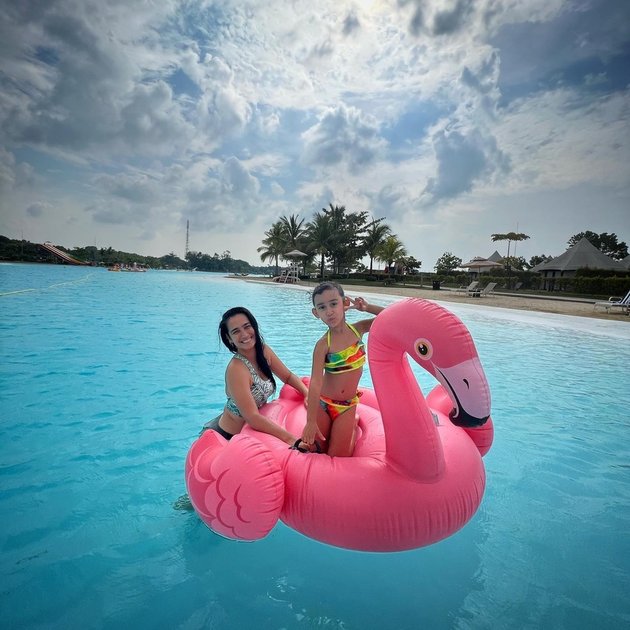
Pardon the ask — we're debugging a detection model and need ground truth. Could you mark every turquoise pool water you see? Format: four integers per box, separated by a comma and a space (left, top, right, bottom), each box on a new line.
1, 263, 629, 629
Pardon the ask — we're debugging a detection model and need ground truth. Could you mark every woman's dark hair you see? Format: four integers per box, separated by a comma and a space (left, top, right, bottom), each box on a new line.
312, 281, 345, 304
219, 307, 276, 389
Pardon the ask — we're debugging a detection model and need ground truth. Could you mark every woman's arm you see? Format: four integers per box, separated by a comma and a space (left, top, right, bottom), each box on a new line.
265, 346, 308, 399
226, 361, 297, 446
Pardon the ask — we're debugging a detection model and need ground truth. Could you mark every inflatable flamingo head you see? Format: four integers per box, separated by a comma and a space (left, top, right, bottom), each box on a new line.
369, 298, 491, 427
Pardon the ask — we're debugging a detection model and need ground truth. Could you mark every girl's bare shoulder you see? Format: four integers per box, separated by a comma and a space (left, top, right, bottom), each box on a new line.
313, 334, 328, 354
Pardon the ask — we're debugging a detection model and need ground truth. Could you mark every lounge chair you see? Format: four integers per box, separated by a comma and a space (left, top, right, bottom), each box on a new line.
593, 289, 630, 314
470, 282, 498, 298
455, 281, 479, 295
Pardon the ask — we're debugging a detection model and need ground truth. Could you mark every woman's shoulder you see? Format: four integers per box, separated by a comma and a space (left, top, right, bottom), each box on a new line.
226, 355, 251, 377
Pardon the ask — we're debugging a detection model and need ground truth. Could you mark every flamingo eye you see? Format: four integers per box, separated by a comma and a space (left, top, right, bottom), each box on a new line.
414, 338, 433, 360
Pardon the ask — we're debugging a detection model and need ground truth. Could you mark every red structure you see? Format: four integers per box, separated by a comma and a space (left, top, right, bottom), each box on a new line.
39, 242, 89, 265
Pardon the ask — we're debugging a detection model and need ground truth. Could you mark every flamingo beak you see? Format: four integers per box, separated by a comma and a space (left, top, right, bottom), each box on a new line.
449, 406, 489, 427
435, 359, 491, 428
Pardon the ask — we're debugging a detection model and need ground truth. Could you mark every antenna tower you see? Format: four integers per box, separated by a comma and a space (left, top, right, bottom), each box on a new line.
185, 220, 190, 259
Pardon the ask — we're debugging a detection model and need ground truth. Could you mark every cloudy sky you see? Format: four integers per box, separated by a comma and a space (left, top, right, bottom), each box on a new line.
1, 0, 629, 268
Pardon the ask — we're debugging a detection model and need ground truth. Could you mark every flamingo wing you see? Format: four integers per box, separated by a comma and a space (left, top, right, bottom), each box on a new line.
185, 432, 285, 540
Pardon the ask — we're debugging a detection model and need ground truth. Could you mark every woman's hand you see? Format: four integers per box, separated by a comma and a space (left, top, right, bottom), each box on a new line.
284, 434, 300, 447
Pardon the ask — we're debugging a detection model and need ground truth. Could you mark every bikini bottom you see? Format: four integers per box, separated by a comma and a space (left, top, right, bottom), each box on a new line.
200, 414, 235, 440
319, 392, 361, 421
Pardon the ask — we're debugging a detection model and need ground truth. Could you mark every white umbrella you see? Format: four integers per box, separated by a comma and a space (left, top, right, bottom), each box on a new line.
283, 249, 307, 282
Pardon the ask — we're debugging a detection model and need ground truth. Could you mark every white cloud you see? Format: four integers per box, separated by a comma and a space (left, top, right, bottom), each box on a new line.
495, 87, 630, 191
0, 147, 17, 192
26, 201, 49, 218
423, 125, 511, 201
301, 104, 388, 173
120, 81, 193, 155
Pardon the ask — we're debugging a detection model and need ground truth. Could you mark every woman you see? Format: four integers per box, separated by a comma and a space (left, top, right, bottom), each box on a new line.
174, 306, 311, 511
203, 306, 309, 447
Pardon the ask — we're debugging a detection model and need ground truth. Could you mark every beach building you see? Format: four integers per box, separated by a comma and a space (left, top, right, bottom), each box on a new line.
532, 237, 626, 290
459, 256, 503, 278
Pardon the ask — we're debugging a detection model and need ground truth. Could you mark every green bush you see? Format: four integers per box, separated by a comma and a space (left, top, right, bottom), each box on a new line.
543, 275, 629, 296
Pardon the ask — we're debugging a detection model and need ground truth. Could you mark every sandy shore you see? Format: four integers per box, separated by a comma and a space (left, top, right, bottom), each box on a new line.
244, 278, 629, 322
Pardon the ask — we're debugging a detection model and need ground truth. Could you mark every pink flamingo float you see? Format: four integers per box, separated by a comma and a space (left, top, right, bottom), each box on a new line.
186, 298, 494, 552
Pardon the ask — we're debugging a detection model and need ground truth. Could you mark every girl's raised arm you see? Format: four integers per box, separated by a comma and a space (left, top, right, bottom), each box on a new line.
348, 297, 385, 334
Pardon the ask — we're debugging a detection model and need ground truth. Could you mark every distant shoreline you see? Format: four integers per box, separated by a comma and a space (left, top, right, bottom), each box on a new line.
245, 277, 629, 323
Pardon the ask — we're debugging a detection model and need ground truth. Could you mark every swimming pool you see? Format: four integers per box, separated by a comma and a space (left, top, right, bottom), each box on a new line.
1, 264, 629, 629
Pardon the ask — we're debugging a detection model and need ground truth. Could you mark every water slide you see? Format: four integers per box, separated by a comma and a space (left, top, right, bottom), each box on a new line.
39, 242, 89, 265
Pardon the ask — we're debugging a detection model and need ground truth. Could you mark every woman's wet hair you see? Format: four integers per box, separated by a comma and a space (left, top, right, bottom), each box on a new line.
311, 281, 345, 304
219, 307, 275, 389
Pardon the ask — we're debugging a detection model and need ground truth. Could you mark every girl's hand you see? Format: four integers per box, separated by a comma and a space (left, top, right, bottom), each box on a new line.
302, 422, 325, 447
349, 296, 368, 311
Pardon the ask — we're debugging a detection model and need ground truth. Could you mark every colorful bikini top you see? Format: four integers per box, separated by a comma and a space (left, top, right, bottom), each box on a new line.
324, 323, 366, 374
225, 354, 275, 417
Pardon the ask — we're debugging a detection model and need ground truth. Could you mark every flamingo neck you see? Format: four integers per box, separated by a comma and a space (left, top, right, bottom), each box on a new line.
369, 346, 445, 482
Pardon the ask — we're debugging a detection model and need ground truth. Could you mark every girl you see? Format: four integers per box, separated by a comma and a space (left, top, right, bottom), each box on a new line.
302, 282, 384, 457
203, 306, 309, 447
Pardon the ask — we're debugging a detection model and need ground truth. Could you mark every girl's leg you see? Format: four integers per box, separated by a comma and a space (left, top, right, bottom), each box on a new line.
313, 405, 332, 453
327, 407, 358, 457
314, 404, 332, 453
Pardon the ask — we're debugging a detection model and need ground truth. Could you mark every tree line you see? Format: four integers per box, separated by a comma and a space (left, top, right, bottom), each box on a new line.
4, 225, 626, 278
257, 204, 421, 277
0, 235, 270, 273
433, 230, 627, 275
257, 204, 628, 279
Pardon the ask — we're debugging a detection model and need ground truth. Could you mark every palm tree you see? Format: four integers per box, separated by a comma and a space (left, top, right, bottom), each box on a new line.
306, 211, 335, 279
491, 231, 530, 289
322, 203, 348, 274
321, 203, 372, 274
280, 213, 307, 273
362, 219, 390, 275
490, 232, 530, 259
279, 214, 306, 250
376, 235, 407, 274
257, 221, 285, 276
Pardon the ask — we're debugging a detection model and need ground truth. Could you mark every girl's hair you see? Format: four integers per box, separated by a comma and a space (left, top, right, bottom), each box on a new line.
311, 281, 345, 304
219, 307, 276, 389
